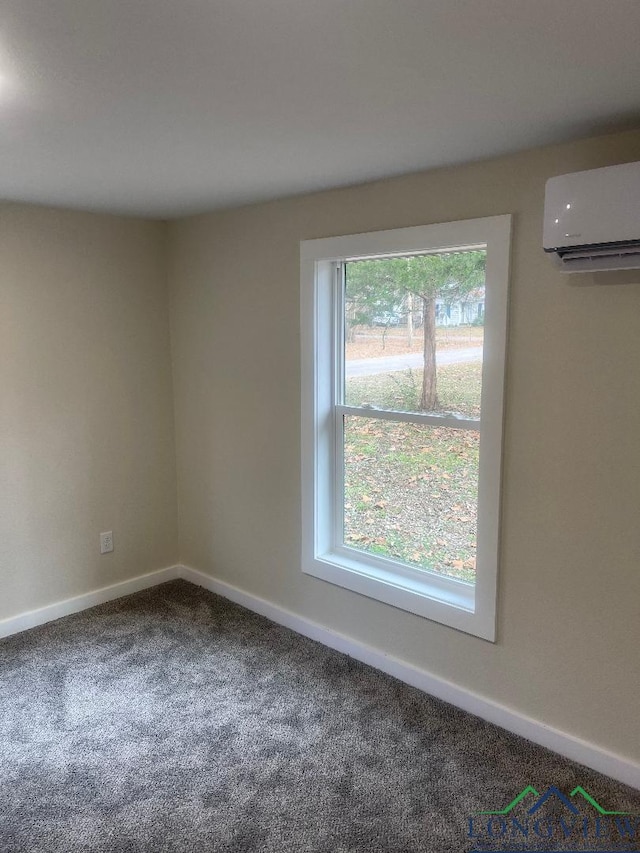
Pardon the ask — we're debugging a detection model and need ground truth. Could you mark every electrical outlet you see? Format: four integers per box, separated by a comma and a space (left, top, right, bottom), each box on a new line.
100, 531, 114, 554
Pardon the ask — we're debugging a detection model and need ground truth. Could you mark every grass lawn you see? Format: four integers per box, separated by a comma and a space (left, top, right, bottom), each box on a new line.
343, 362, 481, 582
346, 361, 481, 418
346, 324, 483, 360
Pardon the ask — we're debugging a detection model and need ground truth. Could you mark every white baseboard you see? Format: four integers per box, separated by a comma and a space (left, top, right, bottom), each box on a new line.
1, 561, 637, 790
178, 563, 640, 791
0, 565, 181, 639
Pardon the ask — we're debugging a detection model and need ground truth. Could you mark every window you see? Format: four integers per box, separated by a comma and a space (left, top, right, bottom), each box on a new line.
300, 216, 511, 640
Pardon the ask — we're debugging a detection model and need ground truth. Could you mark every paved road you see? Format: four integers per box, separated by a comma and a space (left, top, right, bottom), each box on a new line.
345, 346, 482, 378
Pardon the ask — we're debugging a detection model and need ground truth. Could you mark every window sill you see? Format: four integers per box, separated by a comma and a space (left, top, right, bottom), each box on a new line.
304, 548, 495, 641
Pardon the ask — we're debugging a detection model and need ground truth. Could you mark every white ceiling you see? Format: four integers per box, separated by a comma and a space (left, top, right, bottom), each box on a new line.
1, 0, 639, 218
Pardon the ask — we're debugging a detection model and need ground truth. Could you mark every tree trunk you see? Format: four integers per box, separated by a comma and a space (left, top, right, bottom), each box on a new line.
420, 296, 438, 411
406, 293, 413, 348
345, 299, 356, 343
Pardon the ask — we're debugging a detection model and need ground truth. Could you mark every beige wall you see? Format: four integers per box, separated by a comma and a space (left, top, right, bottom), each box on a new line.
168, 128, 640, 762
0, 205, 178, 619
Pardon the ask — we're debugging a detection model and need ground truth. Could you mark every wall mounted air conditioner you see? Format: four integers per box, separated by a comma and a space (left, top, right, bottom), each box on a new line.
543, 161, 640, 273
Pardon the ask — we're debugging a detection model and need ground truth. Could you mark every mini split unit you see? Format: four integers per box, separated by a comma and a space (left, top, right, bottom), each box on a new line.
543, 160, 640, 273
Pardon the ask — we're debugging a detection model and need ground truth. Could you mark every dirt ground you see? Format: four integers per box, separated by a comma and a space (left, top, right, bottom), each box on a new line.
346, 325, 483, 360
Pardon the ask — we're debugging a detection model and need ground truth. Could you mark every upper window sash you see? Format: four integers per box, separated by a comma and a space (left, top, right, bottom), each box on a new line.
333, 260, 481, 427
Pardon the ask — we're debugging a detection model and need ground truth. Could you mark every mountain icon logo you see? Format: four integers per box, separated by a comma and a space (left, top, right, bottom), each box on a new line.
476, 785, 637, 816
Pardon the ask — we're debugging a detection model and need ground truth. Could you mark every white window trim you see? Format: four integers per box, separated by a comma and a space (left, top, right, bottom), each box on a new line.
300, 215, 511, 642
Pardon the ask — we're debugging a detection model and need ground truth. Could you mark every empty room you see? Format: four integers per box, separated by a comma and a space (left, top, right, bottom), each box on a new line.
1, 2, 639, 851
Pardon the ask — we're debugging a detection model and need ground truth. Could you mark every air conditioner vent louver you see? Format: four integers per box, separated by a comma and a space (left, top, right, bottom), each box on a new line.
554, 240, 640, 272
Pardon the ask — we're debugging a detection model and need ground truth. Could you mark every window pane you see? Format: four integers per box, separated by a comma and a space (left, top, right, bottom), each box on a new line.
344, 252, 485, 418
343, 416, 479, 582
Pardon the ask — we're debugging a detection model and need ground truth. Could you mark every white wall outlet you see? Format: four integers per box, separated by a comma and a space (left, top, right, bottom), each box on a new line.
100, 531, 114, 554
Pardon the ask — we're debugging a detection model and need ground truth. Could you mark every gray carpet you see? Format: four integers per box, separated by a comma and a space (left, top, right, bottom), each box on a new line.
0, 580, 638, 852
